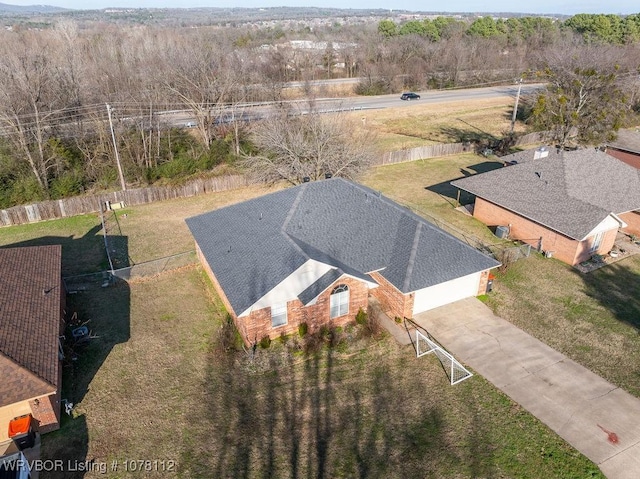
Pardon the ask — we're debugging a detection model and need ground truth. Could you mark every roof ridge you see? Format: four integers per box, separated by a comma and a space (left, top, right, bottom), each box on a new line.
0, 350, 56, 391
402, 222, 422, 292
281, 183, 311, 259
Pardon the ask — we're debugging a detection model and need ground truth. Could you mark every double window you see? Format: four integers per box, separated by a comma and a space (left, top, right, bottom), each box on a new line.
271, 303, 287, 328
330, 284, 349, 318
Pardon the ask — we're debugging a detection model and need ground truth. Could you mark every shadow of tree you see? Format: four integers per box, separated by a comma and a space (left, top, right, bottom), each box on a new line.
181, 340, 468, 479
439, 124, 499, 145
578, 259, 640, 331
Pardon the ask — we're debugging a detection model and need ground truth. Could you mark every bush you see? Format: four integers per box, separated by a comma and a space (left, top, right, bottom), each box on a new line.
49, 170, 85, 199
354, 78, 391, 96
355, 308, 367, 325
360, 305, 383, 339
259, 335, 271, 349
215, 314, 241, 353
298, 322, 308, 337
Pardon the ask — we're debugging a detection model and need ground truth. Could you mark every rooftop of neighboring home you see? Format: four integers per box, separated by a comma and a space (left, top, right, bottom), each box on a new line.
186, 178, 498, 316
0, 245, 62, 408
451, 148, 640, 240
607, 128, 640, 155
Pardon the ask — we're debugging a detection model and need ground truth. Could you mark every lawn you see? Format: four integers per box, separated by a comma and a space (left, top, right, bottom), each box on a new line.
349, 97, 529, 152
40, 266, 601, 478
3, 112, 629, 476
361, 153, 506, 246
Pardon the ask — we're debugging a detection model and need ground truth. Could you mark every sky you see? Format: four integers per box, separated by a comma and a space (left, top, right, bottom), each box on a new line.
1, 0, 638, 15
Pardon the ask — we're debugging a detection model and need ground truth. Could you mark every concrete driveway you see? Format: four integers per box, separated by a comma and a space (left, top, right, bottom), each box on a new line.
412, 297, 640, 479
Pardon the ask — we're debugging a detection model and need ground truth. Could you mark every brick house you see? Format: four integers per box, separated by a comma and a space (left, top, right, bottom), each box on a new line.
452, 148, 640, 266
186, 178, 499, 345
0, 245, 65, 442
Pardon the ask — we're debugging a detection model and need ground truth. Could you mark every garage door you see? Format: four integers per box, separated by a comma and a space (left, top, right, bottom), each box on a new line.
412, 272, 481, 315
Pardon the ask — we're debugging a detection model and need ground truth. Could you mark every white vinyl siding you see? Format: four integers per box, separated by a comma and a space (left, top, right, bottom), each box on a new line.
271, 303, 287, 328
330, 285, 349, 318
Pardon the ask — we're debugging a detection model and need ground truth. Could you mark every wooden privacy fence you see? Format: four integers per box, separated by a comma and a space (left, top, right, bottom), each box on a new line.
0, 174, 250, 227
373, 131, 551, 167
0, 132, 552, 227
374, 142, 472, 166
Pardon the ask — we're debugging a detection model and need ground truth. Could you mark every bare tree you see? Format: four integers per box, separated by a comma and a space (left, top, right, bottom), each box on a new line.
0, 31, 75, 193
240, 105, 377, 185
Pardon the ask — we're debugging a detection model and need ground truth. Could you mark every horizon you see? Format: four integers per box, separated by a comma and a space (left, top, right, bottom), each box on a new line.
0, 0, 637, 16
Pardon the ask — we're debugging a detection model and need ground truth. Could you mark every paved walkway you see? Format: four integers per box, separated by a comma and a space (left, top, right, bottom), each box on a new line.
405, 297, 640, 479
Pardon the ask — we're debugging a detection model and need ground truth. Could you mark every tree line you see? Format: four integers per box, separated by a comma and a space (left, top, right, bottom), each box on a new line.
378, 14, 640, 44
0, 13, 639, 208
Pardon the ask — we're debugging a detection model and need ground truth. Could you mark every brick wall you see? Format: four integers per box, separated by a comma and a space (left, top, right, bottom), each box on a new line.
476, 270, 490, 295
619, 211, 640, 237
573, 228, 618, 264
200, 251, 370, 346
475, 198, 592, 266
29, 393, 59, 433
368, 271, 413, 319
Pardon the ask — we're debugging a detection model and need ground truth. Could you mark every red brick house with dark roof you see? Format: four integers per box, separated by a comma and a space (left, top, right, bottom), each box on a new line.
186, 179, 499, 346
0, 245, 65, 442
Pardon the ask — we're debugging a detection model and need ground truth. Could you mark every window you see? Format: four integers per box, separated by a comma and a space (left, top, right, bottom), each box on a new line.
330, 284, 349, 318
271, 303, 287, 328
590, 231, 605, 253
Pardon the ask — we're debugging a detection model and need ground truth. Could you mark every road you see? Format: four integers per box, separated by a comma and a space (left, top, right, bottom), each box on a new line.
167, 83, 544, 127
324, 83, 542, 111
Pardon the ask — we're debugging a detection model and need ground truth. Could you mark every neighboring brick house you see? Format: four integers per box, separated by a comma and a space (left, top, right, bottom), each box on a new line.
452, 148, 640, 266
0, 246, 65, 442
186, 178, 499, 345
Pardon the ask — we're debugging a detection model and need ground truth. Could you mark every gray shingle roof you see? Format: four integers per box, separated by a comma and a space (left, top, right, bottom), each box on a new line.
186, 179, 499, 315
607, 129, 640, 155
452, 148, 640, 240
298, 269, 343, 305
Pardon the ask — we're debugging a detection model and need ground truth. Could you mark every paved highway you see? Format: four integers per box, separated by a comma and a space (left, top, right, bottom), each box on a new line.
315, 83, 543, 111
167, 83, 544, 127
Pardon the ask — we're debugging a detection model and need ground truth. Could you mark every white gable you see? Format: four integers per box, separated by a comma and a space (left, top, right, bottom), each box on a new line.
239, 259, 333, 317
580, 214, 627, 241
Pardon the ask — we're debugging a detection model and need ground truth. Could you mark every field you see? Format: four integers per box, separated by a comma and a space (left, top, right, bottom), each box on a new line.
36, 266, 601, 479
348, 97, 529, 152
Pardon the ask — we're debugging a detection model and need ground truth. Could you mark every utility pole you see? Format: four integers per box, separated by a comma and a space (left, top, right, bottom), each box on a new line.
106, 103, 127, 191
510, 78, 523, 135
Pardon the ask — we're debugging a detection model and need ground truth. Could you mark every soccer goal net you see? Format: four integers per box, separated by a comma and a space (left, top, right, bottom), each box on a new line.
416, 330, 473, 385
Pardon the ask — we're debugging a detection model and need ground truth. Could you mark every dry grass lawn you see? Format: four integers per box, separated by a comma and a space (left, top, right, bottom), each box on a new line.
41, 267, 601, 478
349, 97, 529, 152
